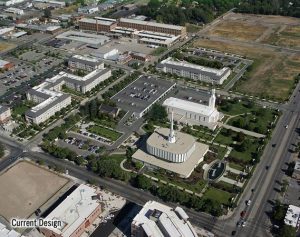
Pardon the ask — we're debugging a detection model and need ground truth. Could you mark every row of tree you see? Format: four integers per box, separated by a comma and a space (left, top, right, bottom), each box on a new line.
133, 174, 224, 216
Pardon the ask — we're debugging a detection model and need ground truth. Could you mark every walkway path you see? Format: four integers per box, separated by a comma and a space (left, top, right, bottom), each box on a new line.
219, 123, 266, 138
219, 176, 244, 188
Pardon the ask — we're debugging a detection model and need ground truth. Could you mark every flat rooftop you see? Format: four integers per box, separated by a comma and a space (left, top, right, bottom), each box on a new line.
147, 127, 195, 155
0, 161, 69, 221
132, 201, 197, 237
79, 18, 115, 26
44, 184, 100, 237
163, 97, 216, 116
284, 205, 300, 228
119, 18, 184, 31
159, 57, 229, 76
112, 75, 175, 114
56, 30, 110, 45
133, 140, 208, 178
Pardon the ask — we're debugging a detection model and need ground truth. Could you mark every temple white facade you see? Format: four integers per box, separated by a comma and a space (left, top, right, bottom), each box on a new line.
163, 89, 221, 130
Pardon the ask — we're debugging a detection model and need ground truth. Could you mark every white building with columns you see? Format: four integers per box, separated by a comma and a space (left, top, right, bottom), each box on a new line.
163, 89, 221, 130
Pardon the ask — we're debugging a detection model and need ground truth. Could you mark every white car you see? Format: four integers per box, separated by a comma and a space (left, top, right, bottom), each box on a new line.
246, 200, 251, 206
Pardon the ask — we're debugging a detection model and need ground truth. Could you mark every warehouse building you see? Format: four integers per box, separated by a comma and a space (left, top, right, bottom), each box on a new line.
0, 0, 24, 6
41, 184, 102, 237
0, 105, 11, 124
4, 7, 24, 15
157, 57, 231, 85
131, 201, 198, 237
68, 55, 104, 72
118, 18, 186, 38
78, 18, 117, 32
163, 89, 221, 130
78, 5, 99, 14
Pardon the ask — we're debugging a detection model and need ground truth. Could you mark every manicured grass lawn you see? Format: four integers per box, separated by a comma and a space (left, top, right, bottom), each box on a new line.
218, 100, 250, 116
203, 187, 233, 205
12, 102, 35, 117
230, 139, 259, 162
214, 129, 235, 146
93, 118, 118, 129
229, 162, 244, 171
88, 125, 121, 141
151, 47, 167, 56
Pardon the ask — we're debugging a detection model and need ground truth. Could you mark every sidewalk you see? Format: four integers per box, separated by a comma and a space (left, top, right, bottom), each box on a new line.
219, 123, 265, 138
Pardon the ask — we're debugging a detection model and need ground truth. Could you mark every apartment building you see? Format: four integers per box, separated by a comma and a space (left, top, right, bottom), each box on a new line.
68, 55, 104, 72
0, 105, 11, 124
157, 57, 231, 85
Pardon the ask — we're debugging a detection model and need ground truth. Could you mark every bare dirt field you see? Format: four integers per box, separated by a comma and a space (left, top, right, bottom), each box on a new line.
207, 13, 300, 45
193, 39, 300, 100
0, 41, 16, 53
0, 161, 69, 221
262, 25, 300, 49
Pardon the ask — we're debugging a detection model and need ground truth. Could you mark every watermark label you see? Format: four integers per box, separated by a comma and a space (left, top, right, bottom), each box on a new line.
10, 218, 62, 228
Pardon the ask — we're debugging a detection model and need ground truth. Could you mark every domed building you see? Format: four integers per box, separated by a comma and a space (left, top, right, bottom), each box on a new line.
133, 113, 209, 178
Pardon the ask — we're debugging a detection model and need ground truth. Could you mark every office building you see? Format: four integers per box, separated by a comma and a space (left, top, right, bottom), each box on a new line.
78, 18, 117, 32
68, 55, 104, 72
163, 89, 221, 130
157, 57, 231, 85
0, 105, 11, 124
78, 6, 99, 14
0, 0, 24, 6
41, 184, 102, 237
4, 7, 24, 15
131, 201, 198, 237
118, 18, 186, 38
284, 205, 300, 229
0, 223, 25, 237
25, 67, 111, 124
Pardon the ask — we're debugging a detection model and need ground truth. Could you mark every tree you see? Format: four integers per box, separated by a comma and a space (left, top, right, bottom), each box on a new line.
147, 104, 167, 122
135, 174, 152, 190
236, 131, 245, 142
278, 225, 296, 237
43, 8, 52, 18
0, 142, 5, 158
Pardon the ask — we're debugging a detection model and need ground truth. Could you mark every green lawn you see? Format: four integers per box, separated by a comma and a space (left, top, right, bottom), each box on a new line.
93, 118, 118, 129
151, 47, 167, 56
203, 187, 233, 205
88, 125, 122, 141
12, 103, 32, 116
230, 139, 259, 162
210, 145, 228, 160
229, 162, 244, 171
214, 129, 235, 146
218, 100, 250, 116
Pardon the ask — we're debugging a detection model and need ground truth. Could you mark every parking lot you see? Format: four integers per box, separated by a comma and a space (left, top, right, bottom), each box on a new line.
112, 75, 176, 117
56, 136, 104, 156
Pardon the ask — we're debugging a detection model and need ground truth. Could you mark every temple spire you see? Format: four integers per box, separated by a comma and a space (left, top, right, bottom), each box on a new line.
168, 111, 176, 143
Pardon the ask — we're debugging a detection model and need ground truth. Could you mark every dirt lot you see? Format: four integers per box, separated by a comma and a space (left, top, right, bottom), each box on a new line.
0, 41, 16, 53
193, 39, 300, 100
0, 161, 69, 221
262, 25, 300, 49
207, 20, 267, 41
207, 13, 300, 45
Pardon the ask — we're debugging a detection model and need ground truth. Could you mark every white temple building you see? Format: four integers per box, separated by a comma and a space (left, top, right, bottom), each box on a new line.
132, 113, 209, 178
163, 89, 221, 130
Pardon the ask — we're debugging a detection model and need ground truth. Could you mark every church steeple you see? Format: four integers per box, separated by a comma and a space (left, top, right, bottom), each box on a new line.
209, 89, 216, 109
168, 112, 176, 143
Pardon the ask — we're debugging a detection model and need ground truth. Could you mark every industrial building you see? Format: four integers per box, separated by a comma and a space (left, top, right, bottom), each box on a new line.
284, 205, 300, 229
0, 223, 25, 237
0, 105, 11, 124
118, 18, 186, 38
41, 184, 102, 237
157, 57, 231, 85
132, 114, 209, 178
91, 47, 119, 60
68, 55, 104, 72
25, 67, 111, 124
56, 30, 110, 45
163, 89, 221, 130
131, 201, 198, 237
78, 18, 117, 32
32, 0, 65, 8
